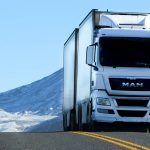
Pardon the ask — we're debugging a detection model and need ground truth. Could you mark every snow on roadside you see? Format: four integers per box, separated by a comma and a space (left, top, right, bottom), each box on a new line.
26, 115, 63, 132
0, 109, 57, 132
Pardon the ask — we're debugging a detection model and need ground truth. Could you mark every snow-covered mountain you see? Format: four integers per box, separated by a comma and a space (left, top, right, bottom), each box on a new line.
0, 69, 63, 132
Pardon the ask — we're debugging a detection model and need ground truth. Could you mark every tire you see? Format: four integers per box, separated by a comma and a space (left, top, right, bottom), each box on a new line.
78, 105, 83, 131
69, 110, 76, 131
63, 113, 68, 131
86, 102, 95, 131
87, 101, 98, 131
147, 123, 150, 133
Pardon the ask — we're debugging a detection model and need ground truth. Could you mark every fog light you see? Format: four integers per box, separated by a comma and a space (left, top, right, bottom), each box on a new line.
97, 108, 109, 114
97, 108, 115, 114
96, 98, 111, 106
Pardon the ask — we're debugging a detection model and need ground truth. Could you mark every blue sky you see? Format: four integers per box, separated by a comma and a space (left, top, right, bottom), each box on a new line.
0, 0, 150, 92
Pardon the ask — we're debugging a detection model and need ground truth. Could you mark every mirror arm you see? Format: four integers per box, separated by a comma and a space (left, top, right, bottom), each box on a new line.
88, 64, 98, 71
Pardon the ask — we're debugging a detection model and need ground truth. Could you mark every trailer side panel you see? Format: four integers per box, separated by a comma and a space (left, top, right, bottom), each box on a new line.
63, 30, 78, 112
77, 12, 94, 103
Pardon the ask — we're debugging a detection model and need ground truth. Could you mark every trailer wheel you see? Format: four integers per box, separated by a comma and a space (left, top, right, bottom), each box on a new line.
78, 105, 83, 131
63, 113, 68, 131
69, 110, 76, 131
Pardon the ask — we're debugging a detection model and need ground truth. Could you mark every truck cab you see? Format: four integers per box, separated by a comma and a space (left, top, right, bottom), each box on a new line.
89, 28, 150, 123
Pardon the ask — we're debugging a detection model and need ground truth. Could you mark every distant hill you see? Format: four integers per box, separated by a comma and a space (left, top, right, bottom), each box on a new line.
0, 69, 63, 116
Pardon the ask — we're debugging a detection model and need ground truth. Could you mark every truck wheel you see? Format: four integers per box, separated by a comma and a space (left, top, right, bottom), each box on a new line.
63, 113, 68, 131
69, 110, 76, 131
147, 124, 150, 133
86, 102, 93, 131
86, 103, 92, 131
78, 105, 83, 131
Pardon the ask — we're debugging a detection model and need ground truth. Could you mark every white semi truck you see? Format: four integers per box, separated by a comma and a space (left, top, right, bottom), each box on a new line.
63, 9, 150, 131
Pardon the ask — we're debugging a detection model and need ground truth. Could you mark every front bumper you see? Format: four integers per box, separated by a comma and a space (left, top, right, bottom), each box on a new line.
92, 95, 150, 123
93, 113, 150, 123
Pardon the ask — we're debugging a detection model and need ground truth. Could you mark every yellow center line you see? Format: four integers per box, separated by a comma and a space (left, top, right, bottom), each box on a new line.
72, 132, 150, 150
82, 132, 150, 150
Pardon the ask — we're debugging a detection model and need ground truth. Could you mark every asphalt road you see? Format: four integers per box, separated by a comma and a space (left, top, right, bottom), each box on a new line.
0, 123, 150, 150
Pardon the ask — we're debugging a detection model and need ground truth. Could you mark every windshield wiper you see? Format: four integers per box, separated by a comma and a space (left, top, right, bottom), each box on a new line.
136, 62, 150, 68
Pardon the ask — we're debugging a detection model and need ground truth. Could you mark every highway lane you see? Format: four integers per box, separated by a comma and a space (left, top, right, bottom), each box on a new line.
73, 131, 150, 150
0, 132, 123, 150
94, 122, 150, 148
0, 123, 150, 150
0, 131, 149, 150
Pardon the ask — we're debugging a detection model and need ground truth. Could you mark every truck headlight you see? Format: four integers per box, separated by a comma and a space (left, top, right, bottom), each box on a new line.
96, 98, 111, 106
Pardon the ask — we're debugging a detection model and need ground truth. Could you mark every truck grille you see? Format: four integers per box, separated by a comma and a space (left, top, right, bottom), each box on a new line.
116, 99, 149, 107
109, 78, 150, 91
117, 110, 147, 117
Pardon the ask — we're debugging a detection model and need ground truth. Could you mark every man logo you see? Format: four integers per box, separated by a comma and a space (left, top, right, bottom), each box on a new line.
122, 82, 143, 88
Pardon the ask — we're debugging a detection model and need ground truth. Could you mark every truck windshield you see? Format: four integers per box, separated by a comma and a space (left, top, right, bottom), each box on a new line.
100, 37, 150, 67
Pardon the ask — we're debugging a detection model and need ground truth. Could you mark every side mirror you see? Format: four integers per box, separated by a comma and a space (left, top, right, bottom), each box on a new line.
86, 45, 98, 71
86, 45, 95, 65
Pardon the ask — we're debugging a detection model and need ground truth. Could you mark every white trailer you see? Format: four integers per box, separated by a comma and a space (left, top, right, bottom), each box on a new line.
63, 9, 150, 131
